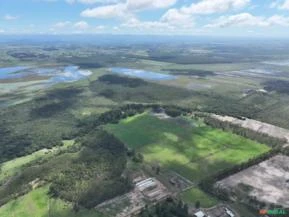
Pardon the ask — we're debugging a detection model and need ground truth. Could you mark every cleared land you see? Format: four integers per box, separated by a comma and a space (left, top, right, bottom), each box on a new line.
217, 155, 289, 207
106, 113, 270, 182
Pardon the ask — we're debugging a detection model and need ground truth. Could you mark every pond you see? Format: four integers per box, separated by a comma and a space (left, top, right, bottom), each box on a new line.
109, 67, 176, 80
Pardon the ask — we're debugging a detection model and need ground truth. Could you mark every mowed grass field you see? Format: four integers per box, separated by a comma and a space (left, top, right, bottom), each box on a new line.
106, 113, 270, 182
0, 186, 106, 217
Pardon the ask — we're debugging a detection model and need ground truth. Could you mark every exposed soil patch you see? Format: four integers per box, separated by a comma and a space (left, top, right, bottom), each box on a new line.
217, 155, 289, 207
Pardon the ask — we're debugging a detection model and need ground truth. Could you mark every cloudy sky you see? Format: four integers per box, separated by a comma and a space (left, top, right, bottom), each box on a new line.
1, 0, 289, 36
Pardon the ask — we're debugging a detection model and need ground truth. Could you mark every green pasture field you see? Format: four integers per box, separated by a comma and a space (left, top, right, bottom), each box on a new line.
106, 113, 270, 182
0, 186, 106, 217
181, 187, 218, 208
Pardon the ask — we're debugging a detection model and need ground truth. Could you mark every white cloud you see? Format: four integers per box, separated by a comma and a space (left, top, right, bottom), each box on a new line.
270, 1, 280, 8
280, 0, 289, 9
4, 14, 18, 20
50, 21, 108, 33
180, 0, 250, 15
267, 15, 289, 26
206, 13, 268, 28
161, 9, 194, 27
121, 14, 195, 34
66, 0, 119, 4
81, 3, 128, 18
156, 0, 250, 31
81, 0, 177, 19
270, 0, 289, 10
122, 17, 171, 30
206, 13, 289, 28
95, 25, 105, 30
0, 29, 5, 33
74, 21, 89, 29
53, 21, 71, 28
53, 21, 92, 31
125, 0, 177, 11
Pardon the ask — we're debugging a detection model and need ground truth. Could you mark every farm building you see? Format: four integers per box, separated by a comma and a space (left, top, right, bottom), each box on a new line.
136, 178, 157, 192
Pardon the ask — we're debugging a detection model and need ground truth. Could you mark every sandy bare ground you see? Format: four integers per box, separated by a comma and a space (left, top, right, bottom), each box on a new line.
217, 155, 289, 207
211, 114, 289, 147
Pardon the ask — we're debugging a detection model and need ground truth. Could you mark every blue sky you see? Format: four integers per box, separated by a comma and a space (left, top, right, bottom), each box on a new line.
0, 0, 289, 36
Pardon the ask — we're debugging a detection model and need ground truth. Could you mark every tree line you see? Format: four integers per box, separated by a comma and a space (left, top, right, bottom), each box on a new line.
198, 114, 286, 147
78, 103, 191, 134
139, 198, 190, 217
199, 147, 281, 203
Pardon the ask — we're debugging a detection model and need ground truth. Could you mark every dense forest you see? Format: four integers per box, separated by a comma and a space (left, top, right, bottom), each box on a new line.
49, 130, 132, 209
98, 74, 147, 87
139, 198, 190, 217
0, 87, 81, 163
90, 74, 193, 103
165, 69, 216, 77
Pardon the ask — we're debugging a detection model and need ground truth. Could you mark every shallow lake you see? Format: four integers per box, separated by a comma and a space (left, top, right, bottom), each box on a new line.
110, 67, 176, 80
0, 66, 29, 79
0, 65, 91, 84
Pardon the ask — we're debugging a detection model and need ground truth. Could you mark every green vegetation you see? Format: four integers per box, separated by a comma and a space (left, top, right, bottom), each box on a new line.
0, 186, 106, 217
98, 74, 147, 87
181, 187, 218, 208
201, 115, 286, 147
263, 80, 289, 94
2, 41, 289, 217
0, 140, 74, 182
0, 130, 130, 209
49, 130, 131, 209
139, 198, 189, 217
165, 69, 216, 77
106, 113, 270, 182
90, 74, 193, 103
199, 148, 281, 201
0, 87, 81, 163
